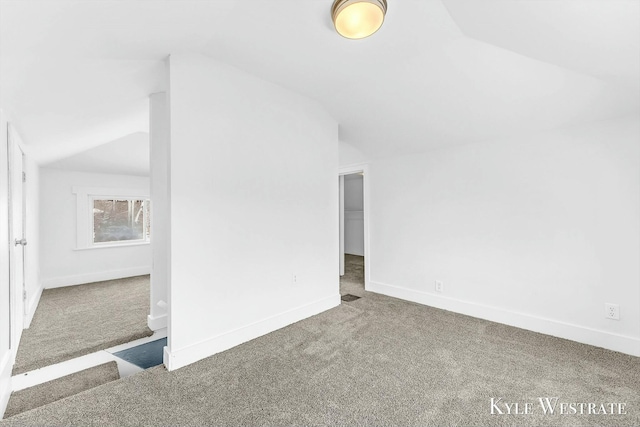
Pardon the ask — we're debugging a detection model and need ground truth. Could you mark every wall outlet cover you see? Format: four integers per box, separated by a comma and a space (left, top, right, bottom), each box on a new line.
435, 280, 443, 293
605, 303, 620, 320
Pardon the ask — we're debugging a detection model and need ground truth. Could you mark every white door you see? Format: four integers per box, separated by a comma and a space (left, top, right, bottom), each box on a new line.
8, 127, 26, 348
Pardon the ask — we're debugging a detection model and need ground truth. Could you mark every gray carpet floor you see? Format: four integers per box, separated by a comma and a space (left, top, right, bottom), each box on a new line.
2, 263, 639, 426
4, 362, 120, 419
340, 254, 365, 298
13, 276, 153, 374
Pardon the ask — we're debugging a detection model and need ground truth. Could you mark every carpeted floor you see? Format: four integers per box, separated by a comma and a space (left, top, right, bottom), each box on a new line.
4, 362, 120, 419
340, 254, 365, 297
2, 263, 639, 426
12, 276, 153, 375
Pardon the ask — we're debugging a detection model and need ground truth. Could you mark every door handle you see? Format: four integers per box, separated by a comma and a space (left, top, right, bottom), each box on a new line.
14, 238, 27, 246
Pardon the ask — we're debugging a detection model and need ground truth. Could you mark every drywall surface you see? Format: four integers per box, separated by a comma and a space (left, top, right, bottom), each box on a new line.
368, 116, 640, 355
39, 168, 151, 288
166, 53, 339, 369
344, 175, 364, 212
148, 92, 169, 331
344, 175, 364, 256
339, 141, 367, 167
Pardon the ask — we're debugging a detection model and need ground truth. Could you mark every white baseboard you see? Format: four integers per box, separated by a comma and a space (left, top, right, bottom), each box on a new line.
164, 294, 341, 371
24, 285, 43, 328
42, 266, 151, 289
369, 281, 640, 357
0, 351, 12, 419
147, 313, 167, 331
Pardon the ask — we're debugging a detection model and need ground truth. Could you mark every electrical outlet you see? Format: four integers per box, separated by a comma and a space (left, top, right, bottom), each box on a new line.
292, 274, 298, 287
435, 280, 443, 293
605, 303, 620, 320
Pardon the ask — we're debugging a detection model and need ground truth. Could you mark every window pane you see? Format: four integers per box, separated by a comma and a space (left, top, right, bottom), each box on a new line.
145, 200, 151, 240
93, 199, 145, 243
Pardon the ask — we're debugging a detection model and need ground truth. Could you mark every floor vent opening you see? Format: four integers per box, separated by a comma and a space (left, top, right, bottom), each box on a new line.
113, 338, 167, 369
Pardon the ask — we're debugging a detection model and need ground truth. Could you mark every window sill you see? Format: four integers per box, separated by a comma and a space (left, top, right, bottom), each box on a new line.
74, 241, 151, 251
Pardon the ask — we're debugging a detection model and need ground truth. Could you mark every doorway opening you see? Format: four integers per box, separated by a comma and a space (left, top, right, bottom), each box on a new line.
7, 127, 159, 392
339, 165, 369, 299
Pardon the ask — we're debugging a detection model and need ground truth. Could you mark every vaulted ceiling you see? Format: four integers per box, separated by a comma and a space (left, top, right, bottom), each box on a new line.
1, 0, 638, 165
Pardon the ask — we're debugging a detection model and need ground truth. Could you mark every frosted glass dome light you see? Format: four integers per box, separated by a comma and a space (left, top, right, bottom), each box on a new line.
331, 0, 387, 39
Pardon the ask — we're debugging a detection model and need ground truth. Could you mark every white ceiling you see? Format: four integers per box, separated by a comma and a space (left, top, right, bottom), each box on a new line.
44, 132, 149, 176
1, 0, 638, 166
443, 0, 640, 90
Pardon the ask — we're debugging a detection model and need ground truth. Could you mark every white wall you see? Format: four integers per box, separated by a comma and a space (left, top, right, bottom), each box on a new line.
344, 175, 364, 211
367, 116, 640, 356
344, 175, 364, 256
164, 53, 339, 370
39, 168, 151, 288
148, 92, 169, 331
339, 141, 367, 166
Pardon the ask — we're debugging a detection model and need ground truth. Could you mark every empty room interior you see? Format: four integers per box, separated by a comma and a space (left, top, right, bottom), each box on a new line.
0, 0, 639, 425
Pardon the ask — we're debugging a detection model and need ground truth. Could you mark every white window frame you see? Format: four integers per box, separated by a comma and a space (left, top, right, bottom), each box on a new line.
73, 186, 150, 250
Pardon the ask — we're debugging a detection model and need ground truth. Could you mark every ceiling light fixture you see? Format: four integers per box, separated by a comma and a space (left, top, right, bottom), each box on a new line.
331, 0, 387, 40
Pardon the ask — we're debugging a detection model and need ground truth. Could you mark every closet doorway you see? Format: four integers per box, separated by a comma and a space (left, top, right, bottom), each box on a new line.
339, 165, 370, 298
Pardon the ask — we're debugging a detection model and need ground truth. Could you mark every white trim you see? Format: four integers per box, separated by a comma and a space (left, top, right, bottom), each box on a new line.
339, 163, 370, 291
11, 351, 116, 393
0, 351, 12, 419
23, 284, 43, 328
42, 266, 151, 289
71, 186, 150, 198
164, 294, 340, 371
12, 330, 166, 393
369, 280, 640, 357
73, 241, 150, 251
147, 313, 167, 331
72, 186, 150, 250
339, 162, 369, 173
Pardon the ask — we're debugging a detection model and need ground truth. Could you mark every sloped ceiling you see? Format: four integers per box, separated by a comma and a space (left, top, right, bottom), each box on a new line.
0, 0, 638, 165
44, 132, 149, 176
442, 0, 640, 89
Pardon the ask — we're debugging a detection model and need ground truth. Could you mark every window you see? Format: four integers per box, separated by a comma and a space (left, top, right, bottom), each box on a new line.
92, 198, 150, 245
73, 187, 150, 250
